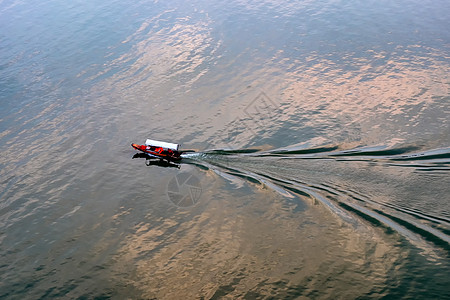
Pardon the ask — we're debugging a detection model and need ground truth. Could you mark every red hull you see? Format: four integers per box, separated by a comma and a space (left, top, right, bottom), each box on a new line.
131, 144, 182, 162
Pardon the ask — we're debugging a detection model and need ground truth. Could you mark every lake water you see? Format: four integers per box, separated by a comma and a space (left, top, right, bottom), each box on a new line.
1, 0, 449, 298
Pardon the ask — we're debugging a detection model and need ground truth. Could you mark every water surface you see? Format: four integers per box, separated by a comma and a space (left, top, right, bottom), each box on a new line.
1, 0, 449, 298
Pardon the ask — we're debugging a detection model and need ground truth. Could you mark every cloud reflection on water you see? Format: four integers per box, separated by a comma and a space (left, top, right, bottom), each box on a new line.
274, 44, 449, 147
115, 184, 402, 299
86, 2, 449, 151
91, 9, 219, 95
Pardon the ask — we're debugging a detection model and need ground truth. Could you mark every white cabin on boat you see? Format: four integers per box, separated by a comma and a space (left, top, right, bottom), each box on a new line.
145, 139, 180, 151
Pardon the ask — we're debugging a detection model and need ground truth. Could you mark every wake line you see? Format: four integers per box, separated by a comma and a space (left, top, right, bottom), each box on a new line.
257, 168, 449, 252
270, 146, 450, 163
204, 145, 450, 162
204, 146, 450, 174
191, 153, 450, 254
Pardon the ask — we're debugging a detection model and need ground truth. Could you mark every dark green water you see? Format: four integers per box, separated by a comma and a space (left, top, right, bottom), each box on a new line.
1, 0, 449, 298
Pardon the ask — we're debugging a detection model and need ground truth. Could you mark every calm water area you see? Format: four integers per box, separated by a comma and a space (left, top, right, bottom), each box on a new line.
1, 0, 449, 298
